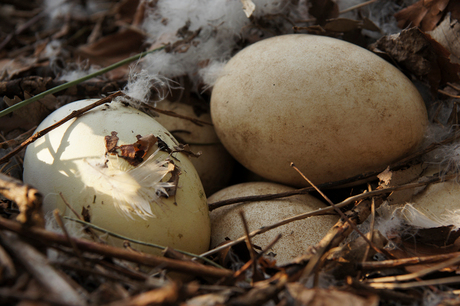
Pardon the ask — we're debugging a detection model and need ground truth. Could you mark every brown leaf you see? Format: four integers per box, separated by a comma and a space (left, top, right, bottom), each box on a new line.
286, 283, 379, 306
326, 230, 388, 278
107, 283, 181, 306
447, 0, 460, 21
377, 166, 392, 187
370, 27, 460, 94
114, 0, 141, 24
78, 29, 145, 59
395, 0, 450, 32
362, 17, 381, 32
309, 0, 339, 26
105, 132, 158, 166
132, 134, 158, 159
324, 18, 362, 32
117, 143, 140, 162
185, 289, 234, 306
3, 88, 56, 131
104, 131, 120, 152
387, 228, 460, 274
323, 17, 380, 33
404, 225, 460, 248
76, 29, 145, 80
428, 15, 460, 64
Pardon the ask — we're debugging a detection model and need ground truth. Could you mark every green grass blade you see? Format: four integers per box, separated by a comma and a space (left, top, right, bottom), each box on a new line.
0, 45, 166, 118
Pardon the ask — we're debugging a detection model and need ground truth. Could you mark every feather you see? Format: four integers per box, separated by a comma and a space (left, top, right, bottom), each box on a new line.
79, 150, 175, 220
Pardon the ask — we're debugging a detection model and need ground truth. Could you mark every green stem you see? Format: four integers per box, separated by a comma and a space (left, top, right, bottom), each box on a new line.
0, 46, 166, 118
64, 216, 224, 269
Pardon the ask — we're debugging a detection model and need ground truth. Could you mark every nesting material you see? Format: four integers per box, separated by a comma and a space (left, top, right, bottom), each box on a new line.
23, 99, 211, 256
208, 182, 339, 266
211, 34, 428, 187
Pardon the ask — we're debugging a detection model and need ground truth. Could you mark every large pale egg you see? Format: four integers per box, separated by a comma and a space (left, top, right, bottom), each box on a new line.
23, 99, 210, 256
153, 99, 234, 195
208, 182, 339, 265
211, 34, 428, 187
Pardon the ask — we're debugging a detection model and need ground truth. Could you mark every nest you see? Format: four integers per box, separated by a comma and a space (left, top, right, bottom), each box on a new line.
2, 0, 460, 305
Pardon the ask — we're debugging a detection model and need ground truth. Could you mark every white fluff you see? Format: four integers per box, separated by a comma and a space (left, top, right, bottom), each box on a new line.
123, 68, 174, 105
44, 0, 109, 20
374, 202, 406, 238
139, 0, 305, 93
57, 64, 100, 82
79, 151, 175, 220
198, 60, 228, 91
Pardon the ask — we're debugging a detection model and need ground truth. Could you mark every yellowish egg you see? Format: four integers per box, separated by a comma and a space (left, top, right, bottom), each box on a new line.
23, 99, 210, 256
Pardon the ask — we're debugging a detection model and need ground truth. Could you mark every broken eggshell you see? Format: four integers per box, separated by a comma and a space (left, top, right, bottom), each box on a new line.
400, 167, 460, 229
153, 99, 234, 195
211, 34, 428, 187
23, 99, 210, 256
208, 181, 339, 266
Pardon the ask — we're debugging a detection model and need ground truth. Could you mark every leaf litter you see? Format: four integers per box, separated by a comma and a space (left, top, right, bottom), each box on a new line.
2, 0, 460, 305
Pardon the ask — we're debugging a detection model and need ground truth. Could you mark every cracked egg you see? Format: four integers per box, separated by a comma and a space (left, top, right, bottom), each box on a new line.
23, 99, 210, 256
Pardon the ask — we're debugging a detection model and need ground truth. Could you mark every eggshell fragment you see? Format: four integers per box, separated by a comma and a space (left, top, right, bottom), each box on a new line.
401, 167, 460, 228
23, 99, 210, 256
208, 182, 339, 265
211, 34, 428, 187
153, 99, 234, 195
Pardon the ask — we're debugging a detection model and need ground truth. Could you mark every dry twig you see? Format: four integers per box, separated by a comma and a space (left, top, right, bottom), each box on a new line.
0, 173, 43, 227
0, 217, 233, 279
203, 172, 458, 258
0, 92, 123, 165
0, 231, 88, 305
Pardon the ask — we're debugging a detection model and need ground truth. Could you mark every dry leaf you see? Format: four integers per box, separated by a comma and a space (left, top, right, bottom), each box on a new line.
309, 0, 339, 26
428, 15, 460, 64
105, 132, 158, 166
395, 0, 450, 31
186, 289, 234, 306
377, 166, 392, 187
76, 29, 145, 80
324, 18, 380, 33
105, 131, 120, 152
387, 227, 460, 273
3, 88, 55, 129
286, 283, 379, 306
370, 27, 460, 94
114, 0, 141, 24
325, 230, 388, 279
447, 0, 460, 21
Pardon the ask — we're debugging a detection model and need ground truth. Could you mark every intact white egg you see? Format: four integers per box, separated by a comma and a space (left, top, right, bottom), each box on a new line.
211, 34, 428, 187
208, 182, 339, 265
